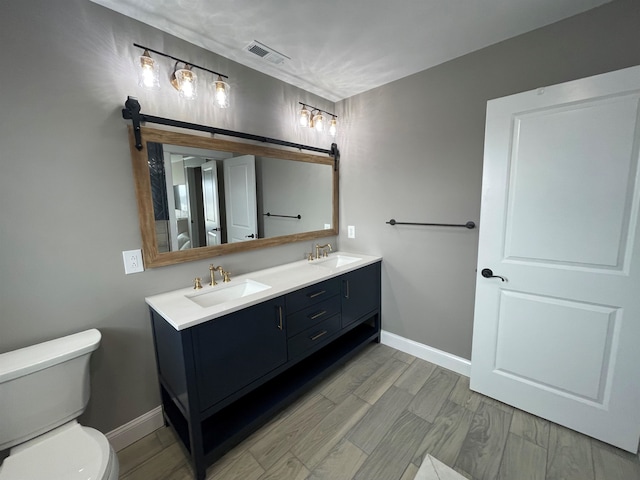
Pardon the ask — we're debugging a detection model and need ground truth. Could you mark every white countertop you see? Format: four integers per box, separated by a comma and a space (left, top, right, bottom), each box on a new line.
145, 252, 382, 331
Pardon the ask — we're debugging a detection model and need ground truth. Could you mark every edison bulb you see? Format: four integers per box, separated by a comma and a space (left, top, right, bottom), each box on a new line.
175, 68, 197, 99
313, 113, 325, 132
138, 51, 159, 90
299, 107, 310, 127
329, 117, 337, 137
214, 77, 230, 108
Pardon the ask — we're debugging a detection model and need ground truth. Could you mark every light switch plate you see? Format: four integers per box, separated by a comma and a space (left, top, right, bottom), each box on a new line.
123, 249, 144, 274
348, 225, 356, 238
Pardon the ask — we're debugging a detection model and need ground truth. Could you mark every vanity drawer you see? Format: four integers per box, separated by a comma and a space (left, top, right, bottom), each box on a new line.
288, 314, 341, 360
287, 295, 341, 338
285, 277, 341, 313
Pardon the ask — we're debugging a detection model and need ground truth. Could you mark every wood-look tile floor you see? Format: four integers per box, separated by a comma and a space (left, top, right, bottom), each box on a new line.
118, 344, 640, 480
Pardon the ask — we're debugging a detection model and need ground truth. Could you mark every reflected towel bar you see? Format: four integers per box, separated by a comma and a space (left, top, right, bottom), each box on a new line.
263, 212, 302, 219
386, 219, 476, 229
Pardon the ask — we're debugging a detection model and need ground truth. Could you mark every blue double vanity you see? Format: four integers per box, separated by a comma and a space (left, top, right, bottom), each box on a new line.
146, 253, 382, 480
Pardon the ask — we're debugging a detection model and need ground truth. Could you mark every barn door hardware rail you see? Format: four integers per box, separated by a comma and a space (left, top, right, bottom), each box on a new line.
121, 97, 339, 171
386, 219, 476, 229
263, 212, 302, 219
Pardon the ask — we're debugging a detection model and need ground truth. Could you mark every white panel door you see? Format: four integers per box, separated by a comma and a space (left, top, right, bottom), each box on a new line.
201, 160, 221, 246
223, 155, 258, 243
471, 65, 640, 452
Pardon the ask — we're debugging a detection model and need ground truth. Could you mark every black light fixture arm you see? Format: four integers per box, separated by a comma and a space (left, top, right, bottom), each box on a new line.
298, 101, 337, 118
134, 43, 228, 79
122, 97, 338, 165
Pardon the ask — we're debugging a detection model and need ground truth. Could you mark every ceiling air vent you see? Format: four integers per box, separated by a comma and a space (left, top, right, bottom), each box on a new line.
244, 40, 289, 65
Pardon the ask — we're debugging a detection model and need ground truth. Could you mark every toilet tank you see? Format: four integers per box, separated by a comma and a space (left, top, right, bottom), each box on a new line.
0, 329, 101, 451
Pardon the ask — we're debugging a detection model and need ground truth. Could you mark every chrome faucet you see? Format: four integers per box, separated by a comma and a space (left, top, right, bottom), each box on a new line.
315, 243, 332, 259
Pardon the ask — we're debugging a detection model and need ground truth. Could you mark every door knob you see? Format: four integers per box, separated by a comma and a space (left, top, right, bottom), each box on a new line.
481, 268, 506, 282
245, 233, 256, 238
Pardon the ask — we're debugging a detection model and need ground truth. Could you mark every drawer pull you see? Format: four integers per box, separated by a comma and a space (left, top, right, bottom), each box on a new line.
277, 306, 283, 330
309, 310, 327, 320
310, 330, 328, 341
307, 290, 326, 299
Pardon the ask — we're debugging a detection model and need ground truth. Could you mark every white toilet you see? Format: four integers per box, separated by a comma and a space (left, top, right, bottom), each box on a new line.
0, 329, 119, 480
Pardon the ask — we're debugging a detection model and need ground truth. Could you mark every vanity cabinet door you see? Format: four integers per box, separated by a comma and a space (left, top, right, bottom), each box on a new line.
341, 262, 381, 328
192, 297, 287, 411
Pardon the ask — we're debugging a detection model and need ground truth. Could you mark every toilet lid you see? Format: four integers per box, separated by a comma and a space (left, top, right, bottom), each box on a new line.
0, 422, 111, 480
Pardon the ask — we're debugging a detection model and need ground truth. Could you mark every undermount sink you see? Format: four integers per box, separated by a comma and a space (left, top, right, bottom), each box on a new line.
311, 254, 362, 269
186, 279, 271, 308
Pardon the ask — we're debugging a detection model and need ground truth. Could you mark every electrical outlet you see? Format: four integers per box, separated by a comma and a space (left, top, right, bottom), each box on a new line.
348, 225, 356, 238
123, 249, 144, 274
324, 224, 331, 230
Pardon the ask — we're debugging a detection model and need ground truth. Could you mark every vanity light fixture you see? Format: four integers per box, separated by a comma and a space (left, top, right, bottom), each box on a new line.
328, 116, 337, 137
133, 43, 230, 106
298, 102, 337, 136
213, 75, 230, 108
172, 63, 198, 99
299, 105, 310, 127
137, 49, 160, 90
312, 112, 325, 132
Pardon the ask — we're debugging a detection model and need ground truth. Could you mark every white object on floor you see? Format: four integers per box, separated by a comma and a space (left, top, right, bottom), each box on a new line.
415, 454, 467, 480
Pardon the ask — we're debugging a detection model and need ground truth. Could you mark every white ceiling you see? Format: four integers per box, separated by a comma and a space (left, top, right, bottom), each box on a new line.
91, 0, 610, 102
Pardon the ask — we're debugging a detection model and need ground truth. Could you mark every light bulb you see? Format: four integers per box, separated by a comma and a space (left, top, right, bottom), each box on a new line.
329, 117, 337, 137
299, 106, 310, 127
138, 50, 159, 90
175, 66, 197, 99
313, 113, 325, 132
213, 76, 230, 108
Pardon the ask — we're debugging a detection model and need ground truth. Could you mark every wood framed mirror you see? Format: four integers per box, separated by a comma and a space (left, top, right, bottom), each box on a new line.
128, 126, 338, 267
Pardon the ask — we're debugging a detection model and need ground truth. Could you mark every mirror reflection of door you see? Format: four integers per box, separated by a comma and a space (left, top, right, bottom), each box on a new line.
224, 155, 258, 242
185, 166, 206, 248
163, 151, 187, 252
202, 160, 222, 246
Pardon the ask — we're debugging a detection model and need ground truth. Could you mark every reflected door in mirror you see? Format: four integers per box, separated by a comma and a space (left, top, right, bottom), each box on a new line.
202, 161, 222, 246
224, 155, 258, 243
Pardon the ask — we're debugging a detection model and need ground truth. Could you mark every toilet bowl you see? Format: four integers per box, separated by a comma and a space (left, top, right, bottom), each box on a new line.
0, 330, 119, 480
0, 421, 118, 480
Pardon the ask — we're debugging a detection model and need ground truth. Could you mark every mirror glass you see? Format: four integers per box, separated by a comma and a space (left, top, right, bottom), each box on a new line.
129, 127, 338, 267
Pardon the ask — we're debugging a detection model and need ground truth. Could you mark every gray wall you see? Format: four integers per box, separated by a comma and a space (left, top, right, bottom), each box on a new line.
0, 0, 335, 433
336, 0, 640, 359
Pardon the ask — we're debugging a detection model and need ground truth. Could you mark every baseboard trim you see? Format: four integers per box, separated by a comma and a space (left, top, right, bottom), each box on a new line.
381, 330, 471, 377
106, 405, 164, 452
